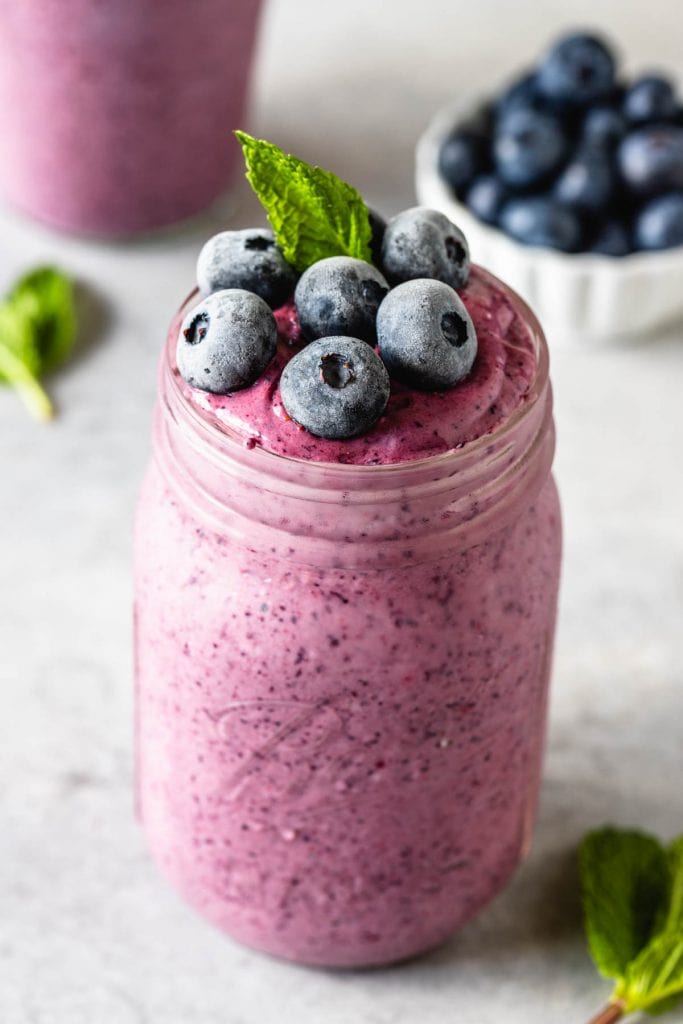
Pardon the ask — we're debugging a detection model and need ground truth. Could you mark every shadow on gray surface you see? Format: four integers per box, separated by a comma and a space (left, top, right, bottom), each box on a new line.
63, 277, 114, 372
425, 839, 584, 967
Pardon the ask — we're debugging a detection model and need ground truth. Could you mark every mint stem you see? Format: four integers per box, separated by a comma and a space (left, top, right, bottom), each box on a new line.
586, 1001, 626, 1024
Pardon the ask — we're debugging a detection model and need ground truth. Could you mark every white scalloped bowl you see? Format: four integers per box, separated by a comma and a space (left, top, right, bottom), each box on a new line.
415, 98, 683, 341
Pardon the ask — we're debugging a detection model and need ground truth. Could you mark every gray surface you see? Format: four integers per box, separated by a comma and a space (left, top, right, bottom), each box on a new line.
2, 1, 683, 1021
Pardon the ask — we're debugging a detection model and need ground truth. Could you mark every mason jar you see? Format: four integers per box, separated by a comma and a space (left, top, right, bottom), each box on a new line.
134, 281, 561, 968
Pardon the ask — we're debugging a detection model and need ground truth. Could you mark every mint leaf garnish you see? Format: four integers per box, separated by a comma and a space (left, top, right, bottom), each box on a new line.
235, 131, 373, 271
0, 266, 76, 419
580, 826, 683, 1022
580, 828, 669, 979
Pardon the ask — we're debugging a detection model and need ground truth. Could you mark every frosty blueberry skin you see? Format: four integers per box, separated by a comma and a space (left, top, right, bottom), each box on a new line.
294, 257, 389, 344
197, 229, 298, 309
280, 336, 390, 439
376, 279, 477, 391
176, 289, 277, 394
381, 207, 471, 290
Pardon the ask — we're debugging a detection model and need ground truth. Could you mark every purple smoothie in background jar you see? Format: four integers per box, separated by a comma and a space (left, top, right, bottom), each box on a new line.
0, 0, 263, 236
134, 265, 562, 967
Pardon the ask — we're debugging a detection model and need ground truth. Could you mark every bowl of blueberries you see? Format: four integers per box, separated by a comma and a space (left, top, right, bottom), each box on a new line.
416, 30, 683, 339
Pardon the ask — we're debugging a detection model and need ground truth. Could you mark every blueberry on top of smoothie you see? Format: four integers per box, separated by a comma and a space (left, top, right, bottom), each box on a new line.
376, 279, 477, 391
294, 256, 389, 344
381, 207, 470, 290
197, 228, 298, 309
280, 336, 390, 439
178, 135, 482, 441
177, 288, 277, 394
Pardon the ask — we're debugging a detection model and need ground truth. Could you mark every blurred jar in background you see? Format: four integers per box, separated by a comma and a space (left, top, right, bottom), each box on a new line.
0, 1, 263, 237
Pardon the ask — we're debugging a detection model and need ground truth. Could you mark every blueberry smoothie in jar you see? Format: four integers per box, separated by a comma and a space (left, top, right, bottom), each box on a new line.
134, 136, 562, 967
0, 1, 262, 236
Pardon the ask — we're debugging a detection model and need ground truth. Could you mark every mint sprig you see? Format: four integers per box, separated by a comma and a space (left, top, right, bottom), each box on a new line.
0, 266, 76, 420
235, 131, 373, 271
580, 827, 683, 1022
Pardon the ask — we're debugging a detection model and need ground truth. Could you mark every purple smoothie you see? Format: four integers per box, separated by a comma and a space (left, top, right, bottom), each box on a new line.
0, 1, 262, 236
135, 267, 561, 966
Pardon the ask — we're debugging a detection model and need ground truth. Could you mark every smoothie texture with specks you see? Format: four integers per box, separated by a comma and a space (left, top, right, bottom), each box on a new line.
135, 259, 562, 966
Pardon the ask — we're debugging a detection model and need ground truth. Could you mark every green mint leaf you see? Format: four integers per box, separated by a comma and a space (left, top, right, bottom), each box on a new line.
235, 131, 372, 271
0, 266, 76, 420
662, 837, 683, 935
0, 305, 53, 420
580, 827, 670, 980
618, 934, 683, 1015
6, 266, 76, 374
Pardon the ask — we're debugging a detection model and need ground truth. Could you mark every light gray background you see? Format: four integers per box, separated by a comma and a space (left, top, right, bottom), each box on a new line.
2, 1, 682, 1021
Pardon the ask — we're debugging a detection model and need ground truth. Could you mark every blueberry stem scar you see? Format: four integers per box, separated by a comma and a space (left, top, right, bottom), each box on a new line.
440, 311, 469, 348
319, 353, 356, 389
245, 235, 273, 250
445, 236, 466, 264
183, 312, 209, 345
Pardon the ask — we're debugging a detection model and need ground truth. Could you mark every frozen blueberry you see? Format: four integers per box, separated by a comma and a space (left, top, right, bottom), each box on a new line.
376, 279, 477, 392
582, 105, 627, 146
623, 75, 678, 124
438, 130, 488, 195
381, 207, 470, 289
553, 144, 618, 211
493, 108, 568, 189
618, 126, 683, 195
465, 174, 509, 225
634, 193, 683, 250
279, 337, 390, 439
368, 209, 387, 267
499, 197, 583, 252
589, 219, 631, 256
177, 289, 277, 394
294, 256, 389, 344
197, 228, 298, 309
536, 32, 616, 108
